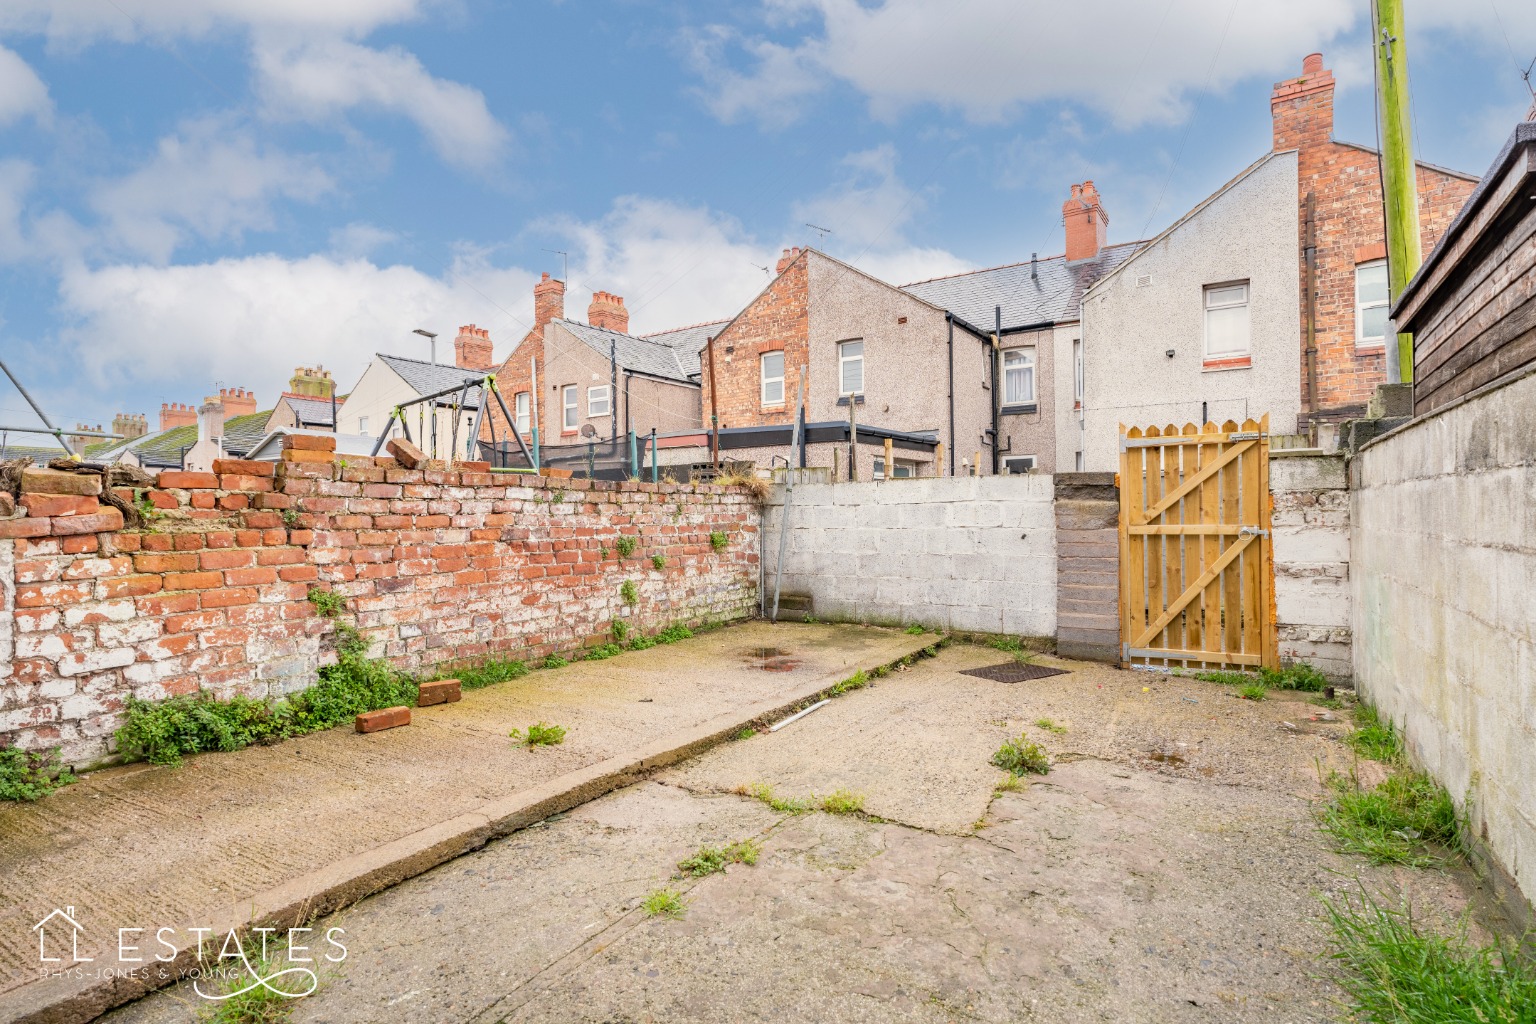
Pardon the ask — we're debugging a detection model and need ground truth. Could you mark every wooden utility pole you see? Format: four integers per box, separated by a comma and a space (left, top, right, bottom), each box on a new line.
1371, 0, 1422, 384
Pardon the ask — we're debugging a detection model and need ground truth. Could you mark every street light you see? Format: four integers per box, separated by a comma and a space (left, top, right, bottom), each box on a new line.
413, 328, 439, 365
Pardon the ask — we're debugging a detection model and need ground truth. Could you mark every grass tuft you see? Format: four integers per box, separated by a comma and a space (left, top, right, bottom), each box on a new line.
709, 531, 729, 552
0, 747, 76, 802
1324, 888, 1536, 1021
510, 722, 566, 748
737, 782, 814, 814
818, 789, 865, 815
641, 888, 686, 918
1237, 682, 1268, 701
449, 658, 527, 690
904, 624, 926, 635
991, 735, 1050, 776
733, 726, 757, 741
713, 469, 771, 499
1318, 769, 1460, 866
677, 838, 761, 878
1033, 718, 1067, 735
656, 623, 693, 644
1349, 705, 1405, 763
828, 669, 869, 697
583, 643, 624, 661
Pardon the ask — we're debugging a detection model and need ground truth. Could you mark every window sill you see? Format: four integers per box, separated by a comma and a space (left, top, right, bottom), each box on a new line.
561, 430, 578, 437
1202, 355, 1252, 372
760, 403, 786, 412
836, 395, 866, 407
1000, 403, 1038, 416
1355, 343, 1386, 354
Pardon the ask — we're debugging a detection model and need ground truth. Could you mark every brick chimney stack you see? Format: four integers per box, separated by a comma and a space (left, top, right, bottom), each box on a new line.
159, 402, 196, 430
67, 423, 102, 454
289, 366, 334, 399
1271, 52, 1334, 153
111, 413, 148, 440
454, 324, 494, 369
218, 387, 257, 422
587, 292, 629, 334
1063, 181, 1108, 262
534, 272, 566, 334
776, 247, 803, 274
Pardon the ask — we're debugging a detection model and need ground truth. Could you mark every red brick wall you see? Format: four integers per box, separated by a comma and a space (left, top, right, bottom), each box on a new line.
1272, 56, 1478, 422
0, 461, 761, 767
703, 253, 809, 429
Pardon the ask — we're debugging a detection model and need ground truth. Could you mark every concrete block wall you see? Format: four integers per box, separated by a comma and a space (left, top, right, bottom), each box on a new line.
0, 461, 761, 767
762, 476, 1056, 636
1271, 451, 1352, 679
1350, 365, 1536, 908
1054, 473, 1119, 661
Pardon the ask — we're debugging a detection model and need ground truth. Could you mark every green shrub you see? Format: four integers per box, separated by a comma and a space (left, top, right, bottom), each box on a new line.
0, 747, 76, 802
1319, 769, 1460, 866
904, 624, 926, 635
709, 531, 729, 552
611, 619, 629, 643
511, 722, 566, 747
542, 653, 568, 670
306, 587, 345, 618
116, 692, 282, 766
1260, 662, 1329, 692
651, 554, 666, 571
451, 658, 528, 690
627, 634, 657, 651
585, 643, 624, 660
620, 579, 638, 605
1237, 683, 1268, 701
989, 635, 1023, 653
656, 623, 693, 644
1324, 889, 1536, 1021
614, 535, 637, 558
991, 735, 1050, 776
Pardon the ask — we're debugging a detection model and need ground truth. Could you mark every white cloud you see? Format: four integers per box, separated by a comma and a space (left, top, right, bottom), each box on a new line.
0, 159, 34, 260
0, 45, 50, 125
253, 38, 510, 171
0, 1, 425, 45
690, 0, 1401, 127
91, 118, 333, 261
328, 222, 400, 259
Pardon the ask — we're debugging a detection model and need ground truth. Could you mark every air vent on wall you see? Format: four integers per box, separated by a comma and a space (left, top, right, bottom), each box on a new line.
1136, 274, 1153, 288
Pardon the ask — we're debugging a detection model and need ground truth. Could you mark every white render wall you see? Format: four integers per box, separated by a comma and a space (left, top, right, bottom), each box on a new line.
1351, 367, 1536, 905
762, 476, 1057, 636
1271, 452, 1352, 679
1080, 151, 1302, 470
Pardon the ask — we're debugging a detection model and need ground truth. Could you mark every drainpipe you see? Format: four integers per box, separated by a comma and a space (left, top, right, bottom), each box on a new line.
1304, 190, 1320, 443
946, 316, 956, 477
991, 305, 1002, 475
610, 335, 618, 443
623, 369, 633, 438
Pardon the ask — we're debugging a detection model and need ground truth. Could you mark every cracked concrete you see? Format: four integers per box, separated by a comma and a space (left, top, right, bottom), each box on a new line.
102, 644, 1488, 1024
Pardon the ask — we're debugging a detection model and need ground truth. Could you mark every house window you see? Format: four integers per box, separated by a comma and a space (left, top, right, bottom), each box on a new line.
561, 385, 577, 431
514, 392, 530, 434
1355, 260, 1389, 348
838, 340, 864, 395
761, 351, 785, 406
1203, 282, 1250, 361
1002, 347, 1035, 406
357, 415, 369, 434
588, 385, 611, 418
1003, 456, 1036, 475
872, 458, 916, 480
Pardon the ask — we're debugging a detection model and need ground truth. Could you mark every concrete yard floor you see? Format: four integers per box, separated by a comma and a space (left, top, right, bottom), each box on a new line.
103, 643, 1490, 1024
0, 621, 935, 1005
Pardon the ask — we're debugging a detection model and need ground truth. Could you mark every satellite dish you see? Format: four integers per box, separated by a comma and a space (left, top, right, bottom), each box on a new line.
580, 423, 598, 438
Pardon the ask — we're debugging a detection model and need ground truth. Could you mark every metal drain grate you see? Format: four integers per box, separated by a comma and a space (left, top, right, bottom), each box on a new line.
961, 662, 1069, 683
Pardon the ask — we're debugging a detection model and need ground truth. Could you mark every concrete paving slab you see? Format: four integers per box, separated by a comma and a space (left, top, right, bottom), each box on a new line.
0, 622, 933, 1024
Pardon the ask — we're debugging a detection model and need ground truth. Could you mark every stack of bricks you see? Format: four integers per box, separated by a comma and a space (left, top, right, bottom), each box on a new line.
0, 440, 762, 768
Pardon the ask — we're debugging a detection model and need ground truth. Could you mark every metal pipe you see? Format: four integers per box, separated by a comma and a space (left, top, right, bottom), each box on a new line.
771, 376, 806, 623
707, 335, 720, 471
946, 316, 955, 476
0, 424, 124, 440
991, 305, 1002, 475
529, 357, 541, 471
0, 359, 74, 456
650, 427, 657, 483
609, 335, 618, 442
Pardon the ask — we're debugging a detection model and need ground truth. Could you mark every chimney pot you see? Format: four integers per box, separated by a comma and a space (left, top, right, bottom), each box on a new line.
1303, 52, 1324, 75
1271, 51, 1335, 152
1062, 180, 1109, 261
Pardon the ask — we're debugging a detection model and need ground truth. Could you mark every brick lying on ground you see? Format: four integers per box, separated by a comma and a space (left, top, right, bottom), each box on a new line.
356, 706, 411, 733
417, 679, 462, 706
0, 456, 761, 767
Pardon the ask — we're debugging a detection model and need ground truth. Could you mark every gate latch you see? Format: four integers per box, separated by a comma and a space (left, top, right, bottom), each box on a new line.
1238, 526, 1269, 538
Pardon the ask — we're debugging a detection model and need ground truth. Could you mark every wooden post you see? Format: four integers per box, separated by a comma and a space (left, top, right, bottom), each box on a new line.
934, 442, 945, 477
1371, 0, 1423, 383
883, 437, 893, 479
972, 451, 980, 477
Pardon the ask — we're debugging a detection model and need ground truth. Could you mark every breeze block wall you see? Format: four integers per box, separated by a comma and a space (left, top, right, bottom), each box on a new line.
0, 444, 761, 767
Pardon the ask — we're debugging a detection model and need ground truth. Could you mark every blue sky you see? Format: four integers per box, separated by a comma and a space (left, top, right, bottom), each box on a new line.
0, 0, 1532, 434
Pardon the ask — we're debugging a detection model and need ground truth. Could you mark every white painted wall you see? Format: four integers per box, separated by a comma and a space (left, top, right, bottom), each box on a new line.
762, 476, 1057, 636
1351, 366, 1536, 905
1080, 152, 1301, 470
1271, 452, 1351, 679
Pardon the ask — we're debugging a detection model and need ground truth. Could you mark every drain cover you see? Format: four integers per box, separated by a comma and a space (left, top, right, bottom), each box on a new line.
962, 662, 1069, 683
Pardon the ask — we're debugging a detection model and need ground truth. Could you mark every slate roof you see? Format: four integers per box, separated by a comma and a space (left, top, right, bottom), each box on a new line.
83, 410, 275, 469
377, 354, 485, 407
901, 241, 1144, 333
639, 320, 730, 379
555, 319, 699, 384
282, 394, 337, 428
0, 437, 71, 465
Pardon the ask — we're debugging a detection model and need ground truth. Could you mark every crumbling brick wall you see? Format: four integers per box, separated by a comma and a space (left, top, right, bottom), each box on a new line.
0, 450, 761, 767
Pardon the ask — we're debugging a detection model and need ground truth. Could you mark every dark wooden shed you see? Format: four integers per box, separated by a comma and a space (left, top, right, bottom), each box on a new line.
1394, 121, 1536, 415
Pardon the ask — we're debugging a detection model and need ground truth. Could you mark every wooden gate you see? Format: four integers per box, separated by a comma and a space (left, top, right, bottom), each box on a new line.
1117, 416, 1276, 670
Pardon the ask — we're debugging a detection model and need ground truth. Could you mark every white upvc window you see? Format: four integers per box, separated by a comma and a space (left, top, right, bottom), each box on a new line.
1203, 282, 1251, 360
872, 458, 916, 480
357, 415, 369, 434
1355, 259, 1389, 348
561, 385, 578, 431
514, 392, 530, 434
761, 351, 785, 406
1002, 347, 1035, 405
1003, 456, 1036, 475
838, 339, 864, 395
588, 385, 611, 418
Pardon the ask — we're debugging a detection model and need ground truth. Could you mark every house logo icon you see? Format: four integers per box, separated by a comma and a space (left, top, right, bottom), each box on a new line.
33, 906, 92, 963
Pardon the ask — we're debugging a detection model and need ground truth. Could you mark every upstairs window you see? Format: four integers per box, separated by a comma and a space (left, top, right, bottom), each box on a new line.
761, 351, 785, 406
1203, 282, 1250, 361
588, 385, 611, 418
1355, 259, 1389, 348
358, 415, 370, 434
839, 340, 864, 395
561, 385, 578, 431
1002, 347, 1036, 406
514, 392, 530, 434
